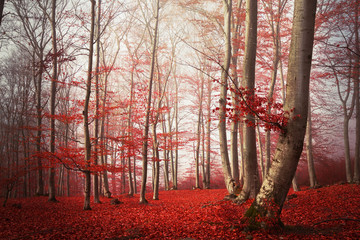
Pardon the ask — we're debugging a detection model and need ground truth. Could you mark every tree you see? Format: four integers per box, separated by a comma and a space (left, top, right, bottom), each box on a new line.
93, 0, 102, 204
0, 0, 4, 26
352, 0, 360, 183
235, 0, 259, 204
139, 0, 160, 204
244, 0, 317, 228
219, 0, 235, 195
9, 0, 52, 197
48, 0, 58, 202
82, 0, 96, 210
306, 98, 319, 188
230, 0, 244, 187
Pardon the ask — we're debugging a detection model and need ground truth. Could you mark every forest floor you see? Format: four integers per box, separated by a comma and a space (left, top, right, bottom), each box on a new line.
1, 183, 360, 239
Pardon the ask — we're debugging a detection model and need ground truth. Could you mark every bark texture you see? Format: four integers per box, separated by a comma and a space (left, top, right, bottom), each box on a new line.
83, 0, 96, 210
245, 0, 317, 228
235, 0, 259, 203
219, 0, 235, 195
139, 0, 160, 204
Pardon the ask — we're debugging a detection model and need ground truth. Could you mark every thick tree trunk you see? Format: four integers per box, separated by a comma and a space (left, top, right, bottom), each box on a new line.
84, 170, 91, 210
219, 0, 235, 195
102, 154, 111, 197
245, 0, 317, 228
235, 0, 259, 203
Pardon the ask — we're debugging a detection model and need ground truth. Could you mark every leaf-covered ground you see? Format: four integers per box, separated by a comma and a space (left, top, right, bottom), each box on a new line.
1, 184, 360, 239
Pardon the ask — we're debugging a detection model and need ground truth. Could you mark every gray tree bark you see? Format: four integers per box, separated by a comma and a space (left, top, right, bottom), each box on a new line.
219, 0, 235, 195
353, 0, 360, 183
93, 0, 101, 204
82, 0, 96, 210
245, 0, 317, 228
139, 0, 160, 204
235, 0, 259, 203
306, 99, 318, 187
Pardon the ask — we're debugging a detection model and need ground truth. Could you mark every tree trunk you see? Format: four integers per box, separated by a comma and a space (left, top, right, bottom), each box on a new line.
257, 124, 265, 182
139, 0, 160, 204
230, 0, 244, 187
344, 116, 353, 183
102, 152, 111, 197
93, 0, 102, 204
245, 0, 317, 228
163, 114, 170, 190
100, 83, 111, 198
235, 0, 259, 203
265, 0, 284, 176
127, 63, 135, 196
195, 75, 204, 189
353, 0, 360, 184
82, 0, 96, 211
48, 0, 58, 203
0, 0, 4, 26
205, 78, 212, 189
152, 125, 160, 200
173, 76, 179, 190
219, 0, 235, 195
306, 99, 318, 188
35, 51, 44, 197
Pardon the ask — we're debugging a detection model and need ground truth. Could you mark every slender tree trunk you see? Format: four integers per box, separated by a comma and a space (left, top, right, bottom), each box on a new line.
201, 113, 206, 189
127, 67, 135, 196
100, 117, 111, 198
235, 0, 259, 203
195, 75, 204, 189
205, 78, 212, 189
265, 0, 283, 176
152, 124, 160, 200
219, 0, 235, 195
35, 51, 44, 197
82, 0, 96, 211
92, 0, 102, 204
67, 169, 70, 197
0, 0, 4, 26
354, 0, 360, 184
306, 99, 318, 187
239, 122, 245, 185
48, 0, 58, 202
245, 0, 317, 227
230, 0, 243, 187
163, 114, 170, 190
173, 77, 179, 190
140, 0, 160, 204
344, 116, 353, 183
257, 124, 265, 182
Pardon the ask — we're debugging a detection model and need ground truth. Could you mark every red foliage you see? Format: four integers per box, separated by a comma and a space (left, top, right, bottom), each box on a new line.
1, 184, 360, 239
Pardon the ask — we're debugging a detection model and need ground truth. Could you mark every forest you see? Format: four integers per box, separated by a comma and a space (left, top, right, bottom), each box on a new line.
0, 0, 360, 238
